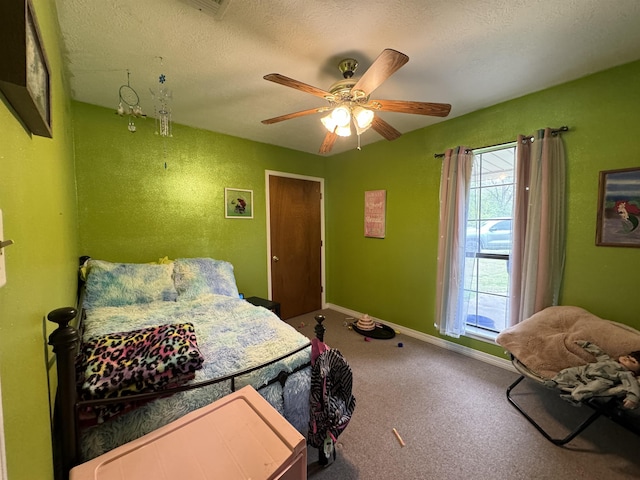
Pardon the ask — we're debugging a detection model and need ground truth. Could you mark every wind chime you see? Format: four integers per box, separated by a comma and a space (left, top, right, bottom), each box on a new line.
151, 57, 173, 138
114, 60, 173, 168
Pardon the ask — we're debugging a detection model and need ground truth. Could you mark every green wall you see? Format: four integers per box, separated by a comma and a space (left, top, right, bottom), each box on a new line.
325, 60, 640, 358
73, 102, 325, 297
0, 1, 79, 479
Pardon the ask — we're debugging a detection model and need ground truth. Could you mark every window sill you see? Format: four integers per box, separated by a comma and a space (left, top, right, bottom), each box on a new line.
464, 325, 499, 343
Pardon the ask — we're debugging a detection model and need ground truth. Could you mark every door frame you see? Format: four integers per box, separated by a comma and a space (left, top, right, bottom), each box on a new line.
265, 170, 326, 308
0, 376, 7, 480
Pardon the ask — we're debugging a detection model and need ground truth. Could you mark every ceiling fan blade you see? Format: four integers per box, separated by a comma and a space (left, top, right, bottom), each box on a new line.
371, 99, 451, 117
264, 73, 332, 99
319, 130, 338, 154
351, 49, 409, 97
371, 116, 401, 141
262, 107, 330, 125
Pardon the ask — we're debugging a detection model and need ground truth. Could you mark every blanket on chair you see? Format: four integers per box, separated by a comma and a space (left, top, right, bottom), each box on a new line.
496, 306, 640, 379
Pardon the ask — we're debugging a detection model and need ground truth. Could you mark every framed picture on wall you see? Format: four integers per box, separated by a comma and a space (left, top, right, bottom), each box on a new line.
0, 0, 52, 137
364, 189, 386, 238
596, 167, 640, 247
225, 188, 253, 219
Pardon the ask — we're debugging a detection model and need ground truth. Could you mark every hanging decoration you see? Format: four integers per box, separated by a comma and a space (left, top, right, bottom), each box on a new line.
150, 57, 173, 138
116, 70, 145, 132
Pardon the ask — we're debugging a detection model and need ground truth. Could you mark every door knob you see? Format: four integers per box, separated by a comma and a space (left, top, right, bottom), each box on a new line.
272, 256, 279, 262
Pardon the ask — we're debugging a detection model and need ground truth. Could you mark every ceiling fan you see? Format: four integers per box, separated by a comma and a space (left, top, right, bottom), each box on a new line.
261, 48, 451, 154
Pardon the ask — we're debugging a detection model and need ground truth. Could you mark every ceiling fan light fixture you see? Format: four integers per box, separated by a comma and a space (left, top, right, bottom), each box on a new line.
335, 124, 352, 137
321, 113, 337, 133
354, 122, 371, 136
353, 106, 374, 130
330, 105, 351, 127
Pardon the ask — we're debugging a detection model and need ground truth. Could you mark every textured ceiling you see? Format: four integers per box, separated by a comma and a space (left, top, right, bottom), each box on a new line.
56, 0, 640, 155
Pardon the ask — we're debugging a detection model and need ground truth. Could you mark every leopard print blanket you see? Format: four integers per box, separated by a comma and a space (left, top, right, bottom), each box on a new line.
77, 322, 203, 424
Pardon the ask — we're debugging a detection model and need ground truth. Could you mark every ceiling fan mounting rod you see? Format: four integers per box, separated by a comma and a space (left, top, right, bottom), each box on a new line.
338, 58, 358, 78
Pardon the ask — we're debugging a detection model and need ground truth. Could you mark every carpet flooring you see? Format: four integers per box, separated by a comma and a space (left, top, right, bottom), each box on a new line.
286, 309, 640, 480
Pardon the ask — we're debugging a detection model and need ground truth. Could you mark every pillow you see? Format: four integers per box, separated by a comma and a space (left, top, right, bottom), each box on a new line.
84, 259, 178, 308
173, 257, 240, 300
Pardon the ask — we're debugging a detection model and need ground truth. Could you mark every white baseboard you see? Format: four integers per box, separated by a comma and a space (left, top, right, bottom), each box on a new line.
325, 303, 516, 373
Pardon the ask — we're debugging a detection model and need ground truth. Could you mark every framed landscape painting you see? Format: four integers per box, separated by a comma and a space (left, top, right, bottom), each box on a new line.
596, 167, 640, 247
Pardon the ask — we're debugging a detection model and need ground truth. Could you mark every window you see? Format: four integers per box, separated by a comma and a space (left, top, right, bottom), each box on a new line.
464, 143, 516, 336
436, 131, 565, 340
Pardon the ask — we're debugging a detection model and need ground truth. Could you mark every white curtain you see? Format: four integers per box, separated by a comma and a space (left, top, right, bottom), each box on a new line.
508, 128, 566, 326
435, 147, 474, 338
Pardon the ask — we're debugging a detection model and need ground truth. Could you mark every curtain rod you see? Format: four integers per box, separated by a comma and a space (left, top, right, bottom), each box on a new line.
433, 126, 569, 159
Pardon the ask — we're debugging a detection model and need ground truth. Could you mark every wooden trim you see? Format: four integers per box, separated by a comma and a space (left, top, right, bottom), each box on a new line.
0, 377, 8, 480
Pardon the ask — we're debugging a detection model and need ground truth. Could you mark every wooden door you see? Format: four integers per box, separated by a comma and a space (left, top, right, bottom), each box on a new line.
269, 175, 322, 319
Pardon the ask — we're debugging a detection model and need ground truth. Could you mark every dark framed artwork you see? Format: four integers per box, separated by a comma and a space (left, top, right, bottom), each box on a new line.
0, 0, 52, 137
225, 188, 253, 219
596, 167, 640, 247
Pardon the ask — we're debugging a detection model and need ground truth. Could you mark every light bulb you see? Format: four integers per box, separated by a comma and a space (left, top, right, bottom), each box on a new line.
353, 107, 374, 129
336, 124, 351, 137
321, 114, 337, 133
331, 106, 351, 127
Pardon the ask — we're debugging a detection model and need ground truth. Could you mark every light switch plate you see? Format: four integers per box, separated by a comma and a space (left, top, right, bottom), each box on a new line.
0, 210, 6, 288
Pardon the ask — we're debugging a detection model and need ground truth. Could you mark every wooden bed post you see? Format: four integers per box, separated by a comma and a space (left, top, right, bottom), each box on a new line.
48, 307, 80, 480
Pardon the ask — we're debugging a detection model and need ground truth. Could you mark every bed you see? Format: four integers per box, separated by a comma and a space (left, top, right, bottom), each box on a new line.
496, 306, 640, 445
48, 257, 321, 479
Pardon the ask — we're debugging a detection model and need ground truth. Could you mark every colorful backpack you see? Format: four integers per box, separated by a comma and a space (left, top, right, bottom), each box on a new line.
308, 348, 356, 463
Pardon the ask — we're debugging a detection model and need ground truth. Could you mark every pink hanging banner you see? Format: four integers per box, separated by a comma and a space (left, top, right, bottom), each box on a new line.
364, 190, 386, 238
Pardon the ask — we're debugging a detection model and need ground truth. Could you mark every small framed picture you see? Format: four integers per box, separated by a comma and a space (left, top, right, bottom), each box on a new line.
225, 188, 253, 219
596, 167, 640, 247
